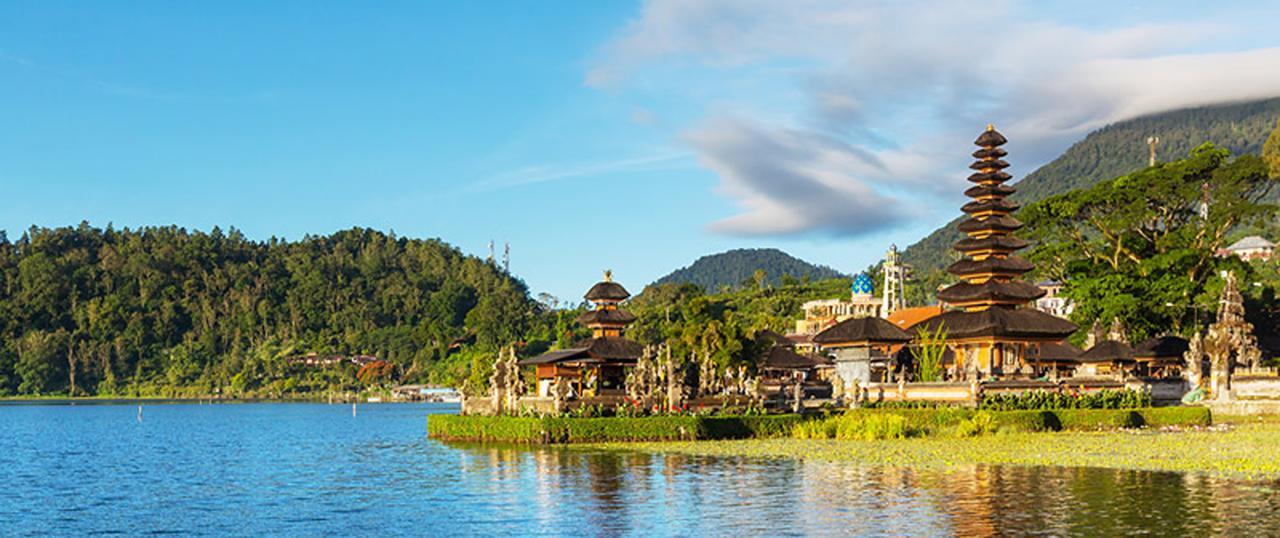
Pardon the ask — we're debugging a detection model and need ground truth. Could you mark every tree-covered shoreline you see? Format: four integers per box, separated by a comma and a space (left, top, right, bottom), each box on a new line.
0, 225, 542, 398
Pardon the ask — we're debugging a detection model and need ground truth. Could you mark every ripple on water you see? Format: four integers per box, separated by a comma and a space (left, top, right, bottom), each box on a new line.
4, 403, 1280, 536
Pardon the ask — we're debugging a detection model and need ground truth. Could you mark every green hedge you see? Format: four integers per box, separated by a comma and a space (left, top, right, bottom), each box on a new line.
427, 415, 544, 442
793, 407, 1211, 439
428, 414, 805, 443
701, 415, 806, 439
1136, 407, 1212, 428
1053, 409, 1141, 430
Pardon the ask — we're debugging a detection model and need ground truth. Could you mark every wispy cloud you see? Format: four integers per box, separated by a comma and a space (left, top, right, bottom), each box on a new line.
474, 152, 692, 191
588, 0, 1280, 237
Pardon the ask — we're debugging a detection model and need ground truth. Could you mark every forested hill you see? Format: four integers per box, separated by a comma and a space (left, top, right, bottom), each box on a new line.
653, 248, 845, 292
903, 97, 1280, 273
0, 225, 538, 397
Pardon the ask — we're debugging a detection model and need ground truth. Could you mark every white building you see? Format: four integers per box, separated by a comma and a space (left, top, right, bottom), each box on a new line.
1217, 236, 1275, 262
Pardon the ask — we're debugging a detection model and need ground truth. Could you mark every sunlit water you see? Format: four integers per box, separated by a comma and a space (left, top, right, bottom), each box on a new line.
2, 403, 1278, 536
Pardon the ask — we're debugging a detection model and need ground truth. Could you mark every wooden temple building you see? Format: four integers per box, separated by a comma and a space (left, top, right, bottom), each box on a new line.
814, 316, 913, 389
912, 126, 1076, 379
519, 271, 643, 397
1076, 340, 1136, 378
1133, 336, 1190, 378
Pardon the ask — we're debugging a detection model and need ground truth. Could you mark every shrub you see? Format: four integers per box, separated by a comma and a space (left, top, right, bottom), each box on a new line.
992, 410, 1056, 432
955, 411, 998, 437
792, 419, 837, 439
427, 415, 543, 443
1053, 409, 1141, 430
703, 415, 805, 439
836, 414, 913, 440
1136, 407, 1212, 428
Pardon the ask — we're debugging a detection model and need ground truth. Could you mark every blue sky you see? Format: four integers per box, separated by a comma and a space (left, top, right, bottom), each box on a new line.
3, 1, 1280, 302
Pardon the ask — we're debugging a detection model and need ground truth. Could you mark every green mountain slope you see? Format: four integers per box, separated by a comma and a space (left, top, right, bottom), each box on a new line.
903, 97, 1280, 273
653, 248, 846, 292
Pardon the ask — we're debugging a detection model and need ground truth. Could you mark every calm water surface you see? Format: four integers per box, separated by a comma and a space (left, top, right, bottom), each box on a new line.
2, 403, 1278, 536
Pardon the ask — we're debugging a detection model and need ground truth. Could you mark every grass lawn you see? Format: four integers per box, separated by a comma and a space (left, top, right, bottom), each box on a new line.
586, 416, 1280, 480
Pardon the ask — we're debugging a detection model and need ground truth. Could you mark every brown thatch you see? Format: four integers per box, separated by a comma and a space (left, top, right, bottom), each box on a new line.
967, 171, 1013, 183
937, 280, 1044, 304
964, 184, 1017, 198
957, 215, 1023, 233
813, 316, 912, 345
972, 147, 1008, 159
1133, 336, 1190, 359
576, 308, 636, 326
947, 256, 1034, 276
519, 347, 589, 365
1027, 342, 1083, 362
759, 345, 828, 370
969, 158, 1009, 171
1078, 340, 1135, 363
954, 235, 1029, 253
585, 281, 631, 301
754, 329, 789, 344
910, 308, 1076, 340
961, 199, 1020, 214
517, 336, 644, 365
974, 127, 1008, 147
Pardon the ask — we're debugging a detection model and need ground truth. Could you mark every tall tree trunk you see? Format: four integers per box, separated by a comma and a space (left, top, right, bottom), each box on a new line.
67, 339, 77, 397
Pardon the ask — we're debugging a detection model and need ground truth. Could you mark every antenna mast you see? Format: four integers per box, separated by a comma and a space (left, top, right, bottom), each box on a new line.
502, 242, 510, 273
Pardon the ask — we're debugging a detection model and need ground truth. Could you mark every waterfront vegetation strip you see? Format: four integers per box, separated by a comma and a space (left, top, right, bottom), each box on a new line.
427, 408, 1208, 444
427, 414, 804, 443
595, 422, 1280, 480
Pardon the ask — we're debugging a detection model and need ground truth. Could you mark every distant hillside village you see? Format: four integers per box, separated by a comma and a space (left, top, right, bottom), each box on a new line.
468, 125, 1280, 417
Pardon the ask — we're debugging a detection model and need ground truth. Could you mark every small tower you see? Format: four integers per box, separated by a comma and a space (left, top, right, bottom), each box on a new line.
881, 244, 908, 316
579, 270, 636, 338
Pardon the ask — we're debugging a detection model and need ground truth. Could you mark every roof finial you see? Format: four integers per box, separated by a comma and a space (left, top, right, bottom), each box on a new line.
603, 269, 613, 282
986, 123, 995, 132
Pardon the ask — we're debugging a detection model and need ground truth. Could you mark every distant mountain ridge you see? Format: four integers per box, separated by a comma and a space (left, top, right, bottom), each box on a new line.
902, 97, 1280, 273
653, 248, 846, 291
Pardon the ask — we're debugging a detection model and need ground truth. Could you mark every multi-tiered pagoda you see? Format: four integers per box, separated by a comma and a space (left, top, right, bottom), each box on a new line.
914, 126, 1076, 378
520, 271, 643, 397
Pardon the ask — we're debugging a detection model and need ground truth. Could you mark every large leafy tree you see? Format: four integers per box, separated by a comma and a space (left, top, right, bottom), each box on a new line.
1021, 144, 1275, 340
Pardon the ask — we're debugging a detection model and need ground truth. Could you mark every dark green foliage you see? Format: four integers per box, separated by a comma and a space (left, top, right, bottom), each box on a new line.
992, 410, 1057, 433
1052, 409, 1143, 430
0, 224, 541, 397
653, 248, 845, 293
979, 389, 1152, 411
428, 414, 805, 443
1021, 144, 1274, 342
628, 277, 851, 371
904, 98, 1280, 275
700, 415, 805, 439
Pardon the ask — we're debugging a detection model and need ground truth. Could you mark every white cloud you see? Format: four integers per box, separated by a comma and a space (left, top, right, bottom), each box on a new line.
589, 0, 1280, 237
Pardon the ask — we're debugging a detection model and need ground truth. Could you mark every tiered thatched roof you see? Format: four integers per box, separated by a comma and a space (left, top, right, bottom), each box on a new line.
915, 126, 1076, 341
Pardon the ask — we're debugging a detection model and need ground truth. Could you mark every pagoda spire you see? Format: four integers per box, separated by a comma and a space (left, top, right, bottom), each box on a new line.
938, 124, 1043, 311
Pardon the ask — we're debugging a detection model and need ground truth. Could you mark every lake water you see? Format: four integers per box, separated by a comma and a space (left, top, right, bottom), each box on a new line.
3, 402, 1278, 537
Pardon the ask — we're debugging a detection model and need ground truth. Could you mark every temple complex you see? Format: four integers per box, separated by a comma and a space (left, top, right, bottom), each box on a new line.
519, 271, 643, 397
913, 125, 1076, 379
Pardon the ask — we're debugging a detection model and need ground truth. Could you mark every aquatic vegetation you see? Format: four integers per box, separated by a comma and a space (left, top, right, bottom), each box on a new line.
599, 420, 1280, 480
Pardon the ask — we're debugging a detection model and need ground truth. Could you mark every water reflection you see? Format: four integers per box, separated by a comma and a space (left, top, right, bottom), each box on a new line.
445, 442, 1280, 536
